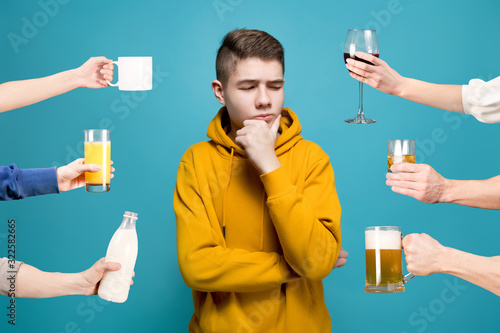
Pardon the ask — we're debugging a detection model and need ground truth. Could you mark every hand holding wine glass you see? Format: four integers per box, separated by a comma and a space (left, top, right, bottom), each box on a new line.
345, 52, 405, 97
343, 29, 379, 124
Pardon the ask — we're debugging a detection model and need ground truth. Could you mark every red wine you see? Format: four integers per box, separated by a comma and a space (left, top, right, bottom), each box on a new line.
344, 53, 379, 71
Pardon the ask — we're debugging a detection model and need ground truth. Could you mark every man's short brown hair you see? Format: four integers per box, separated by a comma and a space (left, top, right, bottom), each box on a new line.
216, 29, 285, 85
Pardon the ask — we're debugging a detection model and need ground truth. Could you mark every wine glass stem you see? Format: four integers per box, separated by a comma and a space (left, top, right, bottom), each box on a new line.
358, 81, 364, 117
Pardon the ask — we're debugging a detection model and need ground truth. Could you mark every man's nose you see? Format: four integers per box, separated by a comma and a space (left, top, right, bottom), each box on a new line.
256, 87, 271, 108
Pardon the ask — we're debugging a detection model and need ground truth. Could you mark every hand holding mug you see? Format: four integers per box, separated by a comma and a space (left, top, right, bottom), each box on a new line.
403, 233, 446, 276
75, 57, 115, 89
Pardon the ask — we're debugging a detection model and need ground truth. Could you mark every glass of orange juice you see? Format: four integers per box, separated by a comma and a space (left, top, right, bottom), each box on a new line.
84, 129, 111, 192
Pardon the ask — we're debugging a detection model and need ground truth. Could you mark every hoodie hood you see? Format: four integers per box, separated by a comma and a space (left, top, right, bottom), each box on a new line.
207, 106, 303, 157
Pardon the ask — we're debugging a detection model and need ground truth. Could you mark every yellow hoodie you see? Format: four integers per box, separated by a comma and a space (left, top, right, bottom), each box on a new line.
174, 107, 342, 333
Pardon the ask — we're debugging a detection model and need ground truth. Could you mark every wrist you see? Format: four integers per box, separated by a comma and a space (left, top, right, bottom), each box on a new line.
439, 178, 455, 203
395, 77, 411, 98
67, 68, 84, 89
438, 246, 459, 275
50, 272, 84, 297
72, 273, 88, 295
55, 167, 64, 192
61, 272, 88, 296
74, 272, 91, 295
256, 155, 281, 175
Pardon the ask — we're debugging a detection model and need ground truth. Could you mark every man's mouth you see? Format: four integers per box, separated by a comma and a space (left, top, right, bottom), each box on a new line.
253, 114, 272, 121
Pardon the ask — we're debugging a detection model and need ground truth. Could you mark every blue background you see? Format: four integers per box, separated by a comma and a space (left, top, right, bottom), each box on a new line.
1, 0, 499, 332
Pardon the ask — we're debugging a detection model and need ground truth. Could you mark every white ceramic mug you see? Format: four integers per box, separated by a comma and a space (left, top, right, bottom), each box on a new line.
106, 57, 152, 91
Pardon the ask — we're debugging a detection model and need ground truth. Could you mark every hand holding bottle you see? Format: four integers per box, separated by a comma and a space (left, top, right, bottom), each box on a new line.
80, 258, 135, 296
98, 211, 139, 303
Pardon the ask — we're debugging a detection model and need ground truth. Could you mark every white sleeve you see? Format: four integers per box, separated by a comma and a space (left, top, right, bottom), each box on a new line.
462, 76, 500, 123
0, 257, 23, 296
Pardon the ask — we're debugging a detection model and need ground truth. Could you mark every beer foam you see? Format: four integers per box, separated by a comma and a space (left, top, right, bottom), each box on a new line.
365, 229, 401, 250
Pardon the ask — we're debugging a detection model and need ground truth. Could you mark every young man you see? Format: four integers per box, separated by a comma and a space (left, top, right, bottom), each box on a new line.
174, 29, 344, 332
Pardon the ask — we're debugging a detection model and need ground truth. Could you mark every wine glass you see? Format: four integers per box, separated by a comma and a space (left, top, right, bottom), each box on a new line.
344, 29, 379, 124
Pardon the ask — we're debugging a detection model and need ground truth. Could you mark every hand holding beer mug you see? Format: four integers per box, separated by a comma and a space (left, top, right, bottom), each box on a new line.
85, 129, 111, 192
365, 226, 414, 293
388, 139, 415, 172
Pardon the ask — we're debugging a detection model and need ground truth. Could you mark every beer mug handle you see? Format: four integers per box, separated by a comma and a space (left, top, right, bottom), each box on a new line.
401, 234, 415, 284
106, 61, 119, 87
404, 273, 415, 283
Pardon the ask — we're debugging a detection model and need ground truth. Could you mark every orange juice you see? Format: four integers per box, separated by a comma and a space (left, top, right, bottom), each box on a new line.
85, 141, 111, 186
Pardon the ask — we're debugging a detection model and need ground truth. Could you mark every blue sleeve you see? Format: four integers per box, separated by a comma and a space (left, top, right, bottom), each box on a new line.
0, 164, 60, 201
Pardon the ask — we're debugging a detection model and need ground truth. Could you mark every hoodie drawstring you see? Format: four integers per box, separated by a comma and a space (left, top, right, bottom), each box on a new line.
222, 147, 235, 238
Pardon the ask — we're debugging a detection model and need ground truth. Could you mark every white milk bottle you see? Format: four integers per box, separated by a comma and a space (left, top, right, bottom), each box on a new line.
98, 211, 138, 303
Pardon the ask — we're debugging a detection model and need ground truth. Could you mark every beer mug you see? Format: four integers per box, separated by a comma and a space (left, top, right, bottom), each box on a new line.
388, 139, 415, 172
365, 226, 414, 293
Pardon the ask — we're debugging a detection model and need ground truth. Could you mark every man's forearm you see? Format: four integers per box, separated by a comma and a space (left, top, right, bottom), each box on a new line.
16, 263, 84, 298
441, 247, 500, 297
398, 78, 464, 113
0, 70, 80, 113
441, 176, 500, 209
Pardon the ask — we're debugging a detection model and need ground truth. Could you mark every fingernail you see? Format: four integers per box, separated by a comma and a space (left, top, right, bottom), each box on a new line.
94, 165, 102, 171
346, 59, 352, 64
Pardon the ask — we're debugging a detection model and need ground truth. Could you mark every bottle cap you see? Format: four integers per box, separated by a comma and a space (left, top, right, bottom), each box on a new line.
124, 211, 138, 220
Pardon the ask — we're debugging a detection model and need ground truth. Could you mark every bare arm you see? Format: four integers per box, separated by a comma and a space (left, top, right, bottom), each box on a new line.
403, 233, 500, 296
16, 263, 88, 298
387, 163, 500, 210
443, 248, 500, 297
0, 57, 114, 113
346, 52, 464, 113
443, 175, 500, 209
15, 258, 129, 298
398, 78, 463, 113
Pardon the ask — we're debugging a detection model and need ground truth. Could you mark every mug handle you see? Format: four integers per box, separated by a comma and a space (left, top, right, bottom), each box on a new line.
404, 272, 415, 283
401, 234, 416, 283
106, 61, 119, 87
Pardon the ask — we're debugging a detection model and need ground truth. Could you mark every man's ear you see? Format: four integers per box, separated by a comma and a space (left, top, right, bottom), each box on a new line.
212, 80, 225, 105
